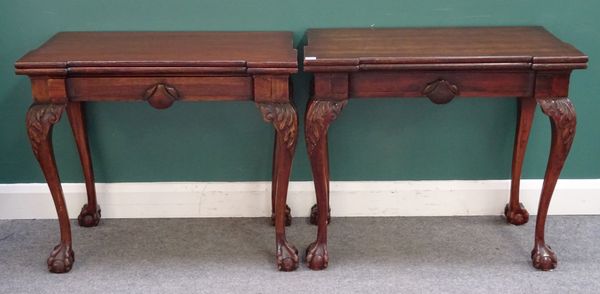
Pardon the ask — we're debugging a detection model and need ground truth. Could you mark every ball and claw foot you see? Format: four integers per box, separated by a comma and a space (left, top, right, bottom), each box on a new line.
78, 204, 101, 227
504, 203, 529, 225
276, 240, 299, 272
271, 205, 292, 227
47, 243, 74, 273
305, 241, 328, 270
531, 243, 557, 271
309, 204, 331, 225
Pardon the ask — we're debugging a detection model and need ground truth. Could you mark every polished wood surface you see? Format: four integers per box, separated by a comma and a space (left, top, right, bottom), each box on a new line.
16, 32, 299, 273
304, 27, 587, 71
16, 32, 297, 75
303, 26, 586, 271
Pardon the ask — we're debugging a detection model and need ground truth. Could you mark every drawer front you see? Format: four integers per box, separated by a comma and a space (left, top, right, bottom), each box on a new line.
67, 76, 253, 102
350, 71, 534, 100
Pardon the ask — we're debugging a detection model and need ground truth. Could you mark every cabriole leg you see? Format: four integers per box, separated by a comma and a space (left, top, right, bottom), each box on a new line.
505, 97, 536, 225
66, 102, 101, 227
304, 98, 347, 270
26, 103, 74, 273
531, 97, 576, 271
257, 102, 299, 271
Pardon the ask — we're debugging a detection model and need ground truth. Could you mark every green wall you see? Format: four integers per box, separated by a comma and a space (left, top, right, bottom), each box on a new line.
1, 0, 599, 183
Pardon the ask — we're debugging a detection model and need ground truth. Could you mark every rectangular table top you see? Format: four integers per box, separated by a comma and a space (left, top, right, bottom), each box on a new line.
16, 31, 297, 75
304, 27, 587, 71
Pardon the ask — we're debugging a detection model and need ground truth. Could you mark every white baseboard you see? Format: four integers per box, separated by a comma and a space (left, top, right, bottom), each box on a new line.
0, 180, 599, 219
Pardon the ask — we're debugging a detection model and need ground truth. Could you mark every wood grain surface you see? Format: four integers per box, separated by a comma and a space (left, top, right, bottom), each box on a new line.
304, 27, 587, 70
16, 32, 297, 75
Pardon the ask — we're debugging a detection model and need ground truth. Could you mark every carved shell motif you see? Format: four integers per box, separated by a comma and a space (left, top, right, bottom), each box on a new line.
422, 79, 459, 104
143, 84, 179, 109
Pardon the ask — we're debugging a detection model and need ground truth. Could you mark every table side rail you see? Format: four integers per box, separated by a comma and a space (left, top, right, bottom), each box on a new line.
67, 76, 253, 102
349, 70, 535, 99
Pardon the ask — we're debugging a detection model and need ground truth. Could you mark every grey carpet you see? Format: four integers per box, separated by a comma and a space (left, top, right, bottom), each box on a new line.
1, 216, 599, 293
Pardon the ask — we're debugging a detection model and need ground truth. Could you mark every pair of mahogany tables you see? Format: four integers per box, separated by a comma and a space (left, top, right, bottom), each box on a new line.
15, 27, 587, 273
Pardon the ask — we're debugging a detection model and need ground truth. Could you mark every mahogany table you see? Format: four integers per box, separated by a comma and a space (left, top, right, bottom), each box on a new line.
15, 32, 299, 273
302, 27, 587, 271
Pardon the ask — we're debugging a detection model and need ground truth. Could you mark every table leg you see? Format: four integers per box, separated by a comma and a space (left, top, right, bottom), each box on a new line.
309, 203, 331, 225
531, 97, 576, 270
270, 136, 292, 227
66, 102, 101, 227
308, 118, 332, 227
304, 98, 347, 270
26, 103, 75, 273
257, 102, 299, 271
505, 97, 536, 225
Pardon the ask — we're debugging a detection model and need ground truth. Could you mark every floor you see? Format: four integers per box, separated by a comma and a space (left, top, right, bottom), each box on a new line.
1, 216, 599, 293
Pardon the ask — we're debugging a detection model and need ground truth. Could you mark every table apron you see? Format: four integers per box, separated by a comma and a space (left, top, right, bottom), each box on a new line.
349, 70, 534, 98
67, 76, 253, 101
